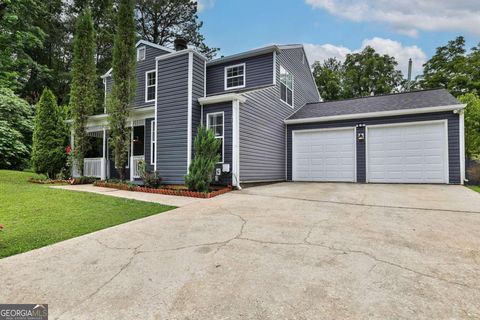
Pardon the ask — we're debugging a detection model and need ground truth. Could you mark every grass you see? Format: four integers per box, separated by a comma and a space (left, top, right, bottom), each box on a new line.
0, 170, 175, 258
468, 185, 480, 193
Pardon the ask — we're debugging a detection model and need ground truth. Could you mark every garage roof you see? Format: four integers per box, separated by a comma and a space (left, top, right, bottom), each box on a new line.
286, 89, 461, 122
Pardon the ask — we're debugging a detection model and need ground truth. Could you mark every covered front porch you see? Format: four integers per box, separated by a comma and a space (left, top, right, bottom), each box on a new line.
71, 107, 154, 181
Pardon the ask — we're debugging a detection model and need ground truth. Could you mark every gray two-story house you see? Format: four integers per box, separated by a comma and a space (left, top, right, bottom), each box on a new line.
75, 39, 466, 186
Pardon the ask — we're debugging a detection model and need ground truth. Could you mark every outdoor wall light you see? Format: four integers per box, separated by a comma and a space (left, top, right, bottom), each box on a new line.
357, 133, 365, 140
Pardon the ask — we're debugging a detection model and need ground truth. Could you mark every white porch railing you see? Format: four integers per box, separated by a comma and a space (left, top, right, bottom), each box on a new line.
131, 155, 145, 179
84, 158, 104, 178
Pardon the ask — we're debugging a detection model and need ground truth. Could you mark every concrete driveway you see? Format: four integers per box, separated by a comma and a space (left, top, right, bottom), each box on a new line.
2, 183, 480, 319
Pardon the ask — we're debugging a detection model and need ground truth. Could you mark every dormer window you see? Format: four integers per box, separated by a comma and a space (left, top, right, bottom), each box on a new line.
145, 70, 156, 102
280, 66, 294, 107
137, 46, 146, 61
224, 63, 246, 90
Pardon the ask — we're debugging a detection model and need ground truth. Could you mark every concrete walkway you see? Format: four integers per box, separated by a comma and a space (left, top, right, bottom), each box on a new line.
51, 184, 204, 207
2, 183, 480, 319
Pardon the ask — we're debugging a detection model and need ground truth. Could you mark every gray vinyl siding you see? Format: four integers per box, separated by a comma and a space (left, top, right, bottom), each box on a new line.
238, 48, 320, 183
192, 54, 205, 152
239, 86, 290, 182
156, 53, 190, 184
103, 44, 170, 108
202, 102, 233, 185
206, 53, 274, 95
144, 118, 155, 172
286, 112, 461, 184
276, 47, 320, 109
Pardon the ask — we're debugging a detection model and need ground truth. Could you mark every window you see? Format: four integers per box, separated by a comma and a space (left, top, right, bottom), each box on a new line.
280, 66, 294, 107
145, 70, 156, 102
150, 120, 156, 165
206, 112, 224, 163
224, 63, 245, 90
137, 46, 146, 61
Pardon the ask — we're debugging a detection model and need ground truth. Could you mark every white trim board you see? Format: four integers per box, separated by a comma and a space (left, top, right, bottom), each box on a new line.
187, 51, 193, 171
284, 104, 467, 124
198, 93, 247, 105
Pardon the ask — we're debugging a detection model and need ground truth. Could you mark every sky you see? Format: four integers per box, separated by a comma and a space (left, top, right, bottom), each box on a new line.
197, 0, 480, 76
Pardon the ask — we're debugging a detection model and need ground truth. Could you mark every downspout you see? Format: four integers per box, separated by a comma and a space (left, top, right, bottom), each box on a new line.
232, 98, 241, 190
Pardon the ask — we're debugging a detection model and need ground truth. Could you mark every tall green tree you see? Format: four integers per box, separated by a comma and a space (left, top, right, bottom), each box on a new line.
70, 9, 97, 176
418, 36, 476, 97
342, 46, 403, 98
312, 58, 343, 101
458, 93, 480, 158
0, 0, 45, 93
109, 0, 136, 180
31, 88, 66, 178
0, 88, 34, 169
135, 0, 218, 59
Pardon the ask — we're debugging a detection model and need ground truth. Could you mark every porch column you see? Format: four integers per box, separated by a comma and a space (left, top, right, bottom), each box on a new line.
101, 127, 107, 180
130, 121, 134, 181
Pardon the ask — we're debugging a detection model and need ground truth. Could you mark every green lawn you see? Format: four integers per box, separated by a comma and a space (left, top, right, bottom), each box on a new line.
468, 186, 480, 193
0, 170, 175, 258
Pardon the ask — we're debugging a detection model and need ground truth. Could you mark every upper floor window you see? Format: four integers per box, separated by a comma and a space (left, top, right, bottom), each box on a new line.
137, 46, 146, 61
206, 112, 224, 163
145, 70, 156, 102
224, 63, 245, 90
280, 66, 293, 107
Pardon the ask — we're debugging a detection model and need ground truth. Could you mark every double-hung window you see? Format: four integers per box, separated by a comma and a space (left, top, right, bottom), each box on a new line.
150, 120, 156, 165
206, 112, 224, 163
280, 66, 294, 107
145, 70, 156, 102
224, 63, 245, 90
137, 46, 146, 61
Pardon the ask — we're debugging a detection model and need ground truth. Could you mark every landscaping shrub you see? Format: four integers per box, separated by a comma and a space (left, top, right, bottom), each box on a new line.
74, 176, 98, 184
31, 88, 66, 178
138, 161, 162, 188
185, 126, 221, 192
466, 159, 480, 185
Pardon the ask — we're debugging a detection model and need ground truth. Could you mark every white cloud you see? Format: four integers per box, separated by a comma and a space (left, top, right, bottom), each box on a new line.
305, 0, 480, 37
304, 37, 427, 76
196, 0, 215, 12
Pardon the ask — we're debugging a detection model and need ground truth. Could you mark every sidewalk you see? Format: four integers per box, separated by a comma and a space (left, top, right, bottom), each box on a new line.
51, 184, 205, 207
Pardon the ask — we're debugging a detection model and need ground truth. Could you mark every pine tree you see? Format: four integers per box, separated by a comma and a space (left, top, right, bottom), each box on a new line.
70, 9, 96, 175
31, 88, 66, 178
185, 126, 221, 192
108, 0, 136, 180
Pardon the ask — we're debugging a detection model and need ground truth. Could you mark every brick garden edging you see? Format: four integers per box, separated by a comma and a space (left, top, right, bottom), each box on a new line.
93, 181, 232, 198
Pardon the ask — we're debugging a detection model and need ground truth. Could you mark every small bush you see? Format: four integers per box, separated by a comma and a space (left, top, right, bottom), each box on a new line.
138, 161, 162, 188
74, 176, 98, 184
466, 160, 480, 185
185, 126, 221, 192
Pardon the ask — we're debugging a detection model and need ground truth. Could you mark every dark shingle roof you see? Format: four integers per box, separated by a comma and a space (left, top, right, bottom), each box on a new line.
287, 89, 460, 120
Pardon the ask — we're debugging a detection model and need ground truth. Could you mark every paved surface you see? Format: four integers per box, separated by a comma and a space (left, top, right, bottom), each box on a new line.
2, 183, 480, 319
51, 184, 203, 207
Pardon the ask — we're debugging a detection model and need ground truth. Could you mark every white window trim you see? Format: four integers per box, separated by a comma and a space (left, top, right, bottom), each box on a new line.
206, 111, 225, 164
137, 46, 146, 61
150, 120, 156, 165
280, 65, 294, 108
145, 70, 156, 103
224, 63, 246, 91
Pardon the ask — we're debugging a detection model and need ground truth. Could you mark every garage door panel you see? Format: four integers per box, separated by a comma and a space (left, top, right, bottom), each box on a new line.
293, 128, 355, 182
367, 122, 448, 183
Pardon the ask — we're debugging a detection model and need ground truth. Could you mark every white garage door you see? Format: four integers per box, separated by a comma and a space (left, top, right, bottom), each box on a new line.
293, 128, 356, 182
367, 121, 448, 183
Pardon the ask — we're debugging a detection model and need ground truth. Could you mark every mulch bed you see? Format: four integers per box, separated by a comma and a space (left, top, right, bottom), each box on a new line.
28, 177, 96, 185
93, 181, 232, 198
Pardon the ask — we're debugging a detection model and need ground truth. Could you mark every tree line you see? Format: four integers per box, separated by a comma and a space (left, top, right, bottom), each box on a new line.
312, 37, 480, 158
